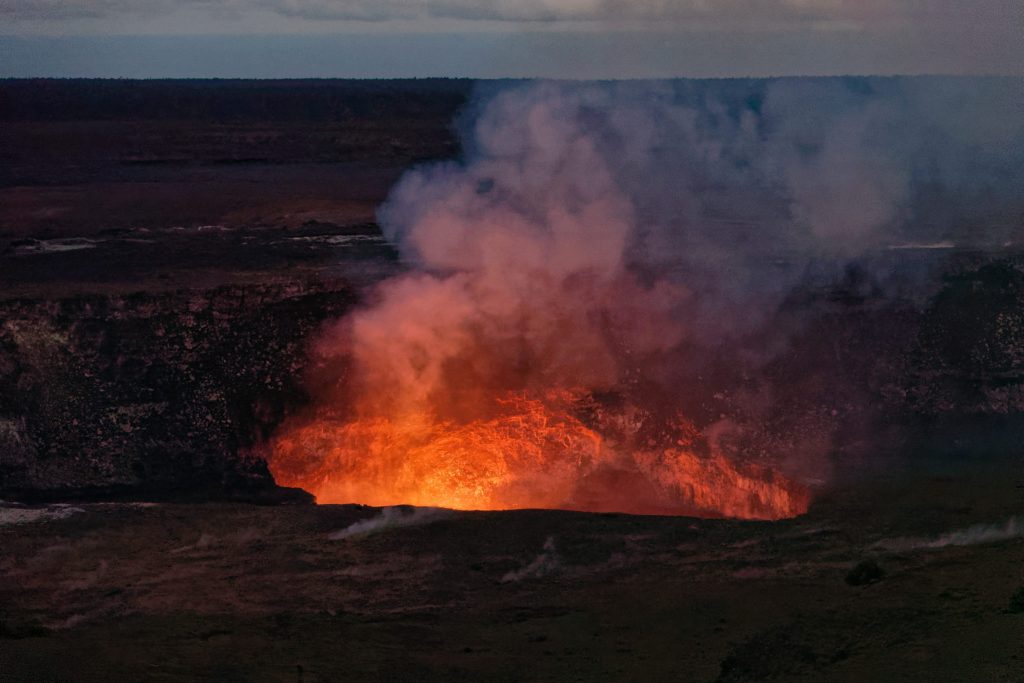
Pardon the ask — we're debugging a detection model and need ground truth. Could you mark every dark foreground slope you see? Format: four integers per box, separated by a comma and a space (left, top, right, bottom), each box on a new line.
2, 470, 1023, 681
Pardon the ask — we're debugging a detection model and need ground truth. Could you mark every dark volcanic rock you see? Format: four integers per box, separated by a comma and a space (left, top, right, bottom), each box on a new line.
908, 260, 1024, 416
1, 79, 1022, 502
845, 558, 885, 586
3, 253, 1024, 501
0, 280, 356, 502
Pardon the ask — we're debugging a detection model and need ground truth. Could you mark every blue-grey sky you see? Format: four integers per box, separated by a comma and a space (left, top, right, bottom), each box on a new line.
2, 1, 1022, 78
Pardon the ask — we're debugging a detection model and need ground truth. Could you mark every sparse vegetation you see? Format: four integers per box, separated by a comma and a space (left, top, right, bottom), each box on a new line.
0, 612, 48, 640
845, 559, 885, 586
1007, 586, 1024, 613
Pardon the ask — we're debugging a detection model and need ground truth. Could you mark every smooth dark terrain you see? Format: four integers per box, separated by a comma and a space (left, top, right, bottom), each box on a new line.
1, 79, 1023, 681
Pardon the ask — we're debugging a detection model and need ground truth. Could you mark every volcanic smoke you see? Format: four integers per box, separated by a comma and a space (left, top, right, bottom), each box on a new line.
266, 79, 1023, 519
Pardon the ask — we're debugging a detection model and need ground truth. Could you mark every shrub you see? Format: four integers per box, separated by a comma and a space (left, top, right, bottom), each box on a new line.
845, 559, 885, 586
1007, 587, 1024, 613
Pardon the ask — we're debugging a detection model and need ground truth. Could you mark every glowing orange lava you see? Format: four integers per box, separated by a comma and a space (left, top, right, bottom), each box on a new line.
268, 390, 809, 520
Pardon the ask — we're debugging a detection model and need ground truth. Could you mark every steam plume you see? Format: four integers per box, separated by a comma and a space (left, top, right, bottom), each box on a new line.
269, 77, 1024, 515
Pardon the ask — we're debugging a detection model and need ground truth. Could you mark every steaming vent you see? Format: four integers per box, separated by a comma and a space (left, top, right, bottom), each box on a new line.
256, 82, 824, 521
265, 77, 1024, 520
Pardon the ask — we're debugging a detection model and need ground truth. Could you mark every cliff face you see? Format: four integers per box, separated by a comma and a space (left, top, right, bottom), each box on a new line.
0, 80, 1020, 502
2, 257, 1023, 502
0, 79, 445, 502
0, 280, 357, 502
908, 261, 1024, 416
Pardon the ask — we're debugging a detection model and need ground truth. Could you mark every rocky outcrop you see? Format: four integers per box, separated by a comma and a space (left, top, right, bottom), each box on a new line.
0, 280, 356, 502
2, 256, 1023, 501
907, 260, 1024, 416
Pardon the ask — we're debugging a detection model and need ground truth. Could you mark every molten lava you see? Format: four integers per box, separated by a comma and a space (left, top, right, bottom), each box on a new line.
268, 390, 809, 520
264, 83, 820, 521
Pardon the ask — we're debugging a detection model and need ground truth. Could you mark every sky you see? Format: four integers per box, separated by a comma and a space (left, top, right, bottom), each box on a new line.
1, 0, 1022, 78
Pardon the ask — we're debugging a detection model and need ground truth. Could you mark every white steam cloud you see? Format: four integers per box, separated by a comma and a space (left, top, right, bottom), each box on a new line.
376, 78, 1024, 349
7, 0, 1019, 26
278, 77, 1023, 507
875, 517, 1024, 551
501, 536, 560, 582
328, 505, 453, 539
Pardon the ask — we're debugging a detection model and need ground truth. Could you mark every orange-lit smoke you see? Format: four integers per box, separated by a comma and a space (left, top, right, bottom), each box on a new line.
267, 83, 810, 519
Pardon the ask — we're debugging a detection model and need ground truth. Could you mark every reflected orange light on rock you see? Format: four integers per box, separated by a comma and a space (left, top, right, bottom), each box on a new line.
268, 390, 809, 520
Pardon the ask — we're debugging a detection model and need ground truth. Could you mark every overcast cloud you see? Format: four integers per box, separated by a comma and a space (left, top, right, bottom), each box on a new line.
4, 0, 1020, 29
2, 0, 1021, 76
